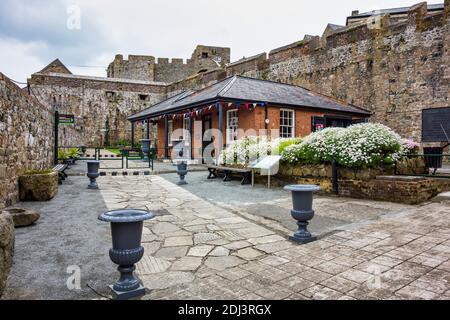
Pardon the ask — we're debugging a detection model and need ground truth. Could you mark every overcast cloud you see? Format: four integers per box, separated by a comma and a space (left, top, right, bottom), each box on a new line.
0, 0, 444, 83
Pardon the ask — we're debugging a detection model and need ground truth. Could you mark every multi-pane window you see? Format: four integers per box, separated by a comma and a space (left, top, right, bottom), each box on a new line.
227, 109, 239, 144
280, 109, 295, 138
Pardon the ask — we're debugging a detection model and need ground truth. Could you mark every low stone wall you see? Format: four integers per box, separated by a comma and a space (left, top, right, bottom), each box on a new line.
0, 73, 54, 209
0, 210, 14, 297
339, 176, 450, 205
276, 158, 445, 204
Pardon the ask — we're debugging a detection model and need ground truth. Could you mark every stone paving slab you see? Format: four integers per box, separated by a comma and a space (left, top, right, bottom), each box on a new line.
3, 174, 450, 300
98, 176, 450, 300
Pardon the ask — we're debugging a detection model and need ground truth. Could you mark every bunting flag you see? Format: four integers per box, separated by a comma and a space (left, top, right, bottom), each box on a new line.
245, 101, 249, 110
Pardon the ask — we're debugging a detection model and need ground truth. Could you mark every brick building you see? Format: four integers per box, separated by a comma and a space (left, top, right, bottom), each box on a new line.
128, 76, 370, 160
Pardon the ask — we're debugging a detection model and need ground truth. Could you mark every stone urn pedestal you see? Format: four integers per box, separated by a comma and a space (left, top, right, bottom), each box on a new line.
87, 161, 100, 189
98, 209, 155, 300
176, 161, 188, 185
140, 139, 151, 161
19, 171, 58, 201
284, 184, 321, 244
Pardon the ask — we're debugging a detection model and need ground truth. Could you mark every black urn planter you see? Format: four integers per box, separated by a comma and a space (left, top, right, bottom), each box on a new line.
284, 185, 321, 244
87, 160, 100, 189
177, 161, 188, 185
98, 209, 155, 300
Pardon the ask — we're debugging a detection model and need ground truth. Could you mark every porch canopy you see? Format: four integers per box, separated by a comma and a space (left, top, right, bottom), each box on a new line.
127, 75, 371, 150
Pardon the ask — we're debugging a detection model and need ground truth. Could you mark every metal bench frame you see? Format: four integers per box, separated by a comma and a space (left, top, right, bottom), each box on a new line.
207, 166, 252, 185
53, 164, 68, 184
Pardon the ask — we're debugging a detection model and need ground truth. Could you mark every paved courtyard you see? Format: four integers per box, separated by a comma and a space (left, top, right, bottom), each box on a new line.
3, 174, 450, 300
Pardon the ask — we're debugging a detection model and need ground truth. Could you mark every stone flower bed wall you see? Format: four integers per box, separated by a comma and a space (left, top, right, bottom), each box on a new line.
276, 157, 446, 204
0, 73, 54, 209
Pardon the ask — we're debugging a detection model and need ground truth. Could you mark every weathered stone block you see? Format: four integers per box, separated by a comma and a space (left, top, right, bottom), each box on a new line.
0, 210, 15, 297
1, 208, 40, 227
19, 171, 58, 201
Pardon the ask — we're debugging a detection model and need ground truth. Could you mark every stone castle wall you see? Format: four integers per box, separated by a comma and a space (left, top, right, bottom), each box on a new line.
28, 74, 166, 147
265, 3, 449, 142
107, 45, 231, 83
24, 2, 450, 149
0, 73, 54, 209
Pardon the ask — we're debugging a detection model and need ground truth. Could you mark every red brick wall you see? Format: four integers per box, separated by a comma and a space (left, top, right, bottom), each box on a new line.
154, 105, 364, 159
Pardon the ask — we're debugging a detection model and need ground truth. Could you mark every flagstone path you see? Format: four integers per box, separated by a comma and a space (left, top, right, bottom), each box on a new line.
100, 176, 450, 300
3, 175, 450, 300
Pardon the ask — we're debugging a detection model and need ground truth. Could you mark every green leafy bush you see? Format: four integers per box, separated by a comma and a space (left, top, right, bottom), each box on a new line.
281, 123, 405, 168
220, 137, 300, 166
58, 150, 69, 161
278, 138, 302, 154
67, 148, 80, 159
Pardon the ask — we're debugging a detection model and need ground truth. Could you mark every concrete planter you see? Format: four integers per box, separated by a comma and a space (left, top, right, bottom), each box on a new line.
19, 171, 58, 201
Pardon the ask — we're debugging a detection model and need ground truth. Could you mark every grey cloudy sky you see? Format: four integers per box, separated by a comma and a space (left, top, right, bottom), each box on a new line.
0, 0, 443, 83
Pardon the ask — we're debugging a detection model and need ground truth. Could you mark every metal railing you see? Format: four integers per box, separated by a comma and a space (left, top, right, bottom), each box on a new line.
57, 147, 156, 170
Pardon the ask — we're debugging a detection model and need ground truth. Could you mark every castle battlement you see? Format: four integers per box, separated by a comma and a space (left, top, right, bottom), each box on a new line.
107, 45, 231, 83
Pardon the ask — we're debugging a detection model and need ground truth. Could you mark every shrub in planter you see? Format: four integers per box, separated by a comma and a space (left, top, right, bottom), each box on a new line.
19, 169, 58, 201
282, 123, 405, 168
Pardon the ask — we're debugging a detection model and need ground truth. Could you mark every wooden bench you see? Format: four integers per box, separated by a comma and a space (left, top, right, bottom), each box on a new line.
53, 164, 68, 185
207, 165, 252, 185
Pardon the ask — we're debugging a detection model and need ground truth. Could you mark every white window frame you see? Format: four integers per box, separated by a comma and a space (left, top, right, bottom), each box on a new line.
280, 109, 295, 138
167, 120, 173, 147
226, 109, 239, 144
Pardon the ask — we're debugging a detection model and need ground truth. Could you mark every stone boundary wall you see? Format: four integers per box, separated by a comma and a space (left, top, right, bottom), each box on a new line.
276, 158, 442, 204
28, 73, 167, 146
0, 73, 54, 209
339, 176, 450, 205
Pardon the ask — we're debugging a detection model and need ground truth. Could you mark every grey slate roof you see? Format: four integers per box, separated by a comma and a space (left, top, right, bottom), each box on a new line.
349, 3, 444, 18
128, 76, 370, 121
128, 91, 193, 121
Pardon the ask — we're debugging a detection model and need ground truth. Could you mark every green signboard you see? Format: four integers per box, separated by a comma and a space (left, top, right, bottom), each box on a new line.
59, 114, 75, 125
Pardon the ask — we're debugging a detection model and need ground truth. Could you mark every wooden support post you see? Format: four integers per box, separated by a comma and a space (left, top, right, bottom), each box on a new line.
189, 116, 193, 160
146, 120, 150, 140
165, 116, 169, 159
218, 103, 223, 164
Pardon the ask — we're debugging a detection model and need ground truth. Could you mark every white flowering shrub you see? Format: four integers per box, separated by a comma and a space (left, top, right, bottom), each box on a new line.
221, 136, 300, 166
282, 123, 405, 168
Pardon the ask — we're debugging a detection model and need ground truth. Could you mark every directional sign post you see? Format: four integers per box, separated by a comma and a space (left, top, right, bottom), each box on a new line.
59, 114, 75, 125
